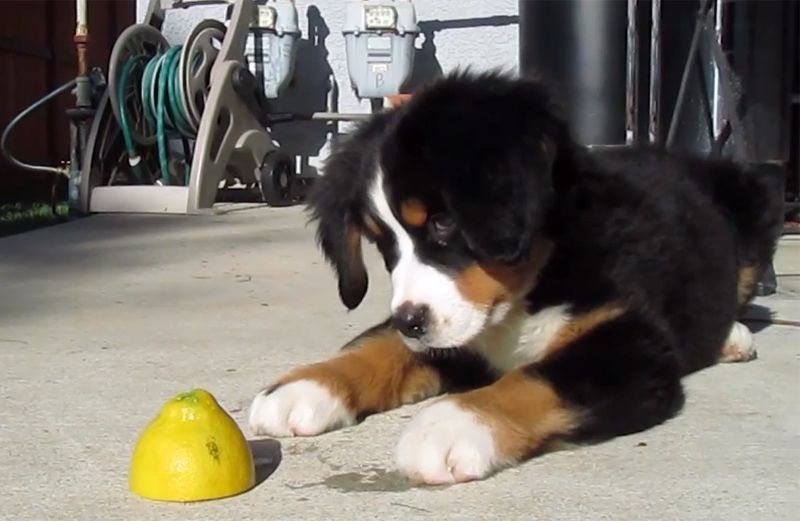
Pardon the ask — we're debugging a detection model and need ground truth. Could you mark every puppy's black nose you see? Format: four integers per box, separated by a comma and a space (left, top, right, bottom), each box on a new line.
392, 303, 430, 339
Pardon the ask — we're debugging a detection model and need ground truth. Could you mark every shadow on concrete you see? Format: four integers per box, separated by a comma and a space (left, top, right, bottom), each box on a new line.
270, 6, 335, 177
249, 438, 283, 485
0, 210, 316, 323
741, 303, 778, 333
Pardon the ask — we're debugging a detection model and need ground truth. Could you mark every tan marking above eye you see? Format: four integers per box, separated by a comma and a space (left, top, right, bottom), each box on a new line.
456, 240, 554, 307
400, 198, 428, 227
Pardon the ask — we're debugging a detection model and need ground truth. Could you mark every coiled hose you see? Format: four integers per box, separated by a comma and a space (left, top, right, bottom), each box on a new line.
118, 46, 196, 185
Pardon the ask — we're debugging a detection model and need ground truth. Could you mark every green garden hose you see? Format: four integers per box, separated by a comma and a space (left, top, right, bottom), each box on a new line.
118, 46, 197, 185
118, 54, 147, 181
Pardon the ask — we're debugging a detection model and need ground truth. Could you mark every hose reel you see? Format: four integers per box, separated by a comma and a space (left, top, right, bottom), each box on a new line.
107, 21, 226, 186
75, 0, 371, 215
2, 0, 358, 217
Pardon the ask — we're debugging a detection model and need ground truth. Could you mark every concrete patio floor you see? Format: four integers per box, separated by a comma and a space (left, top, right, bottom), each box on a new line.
1, 205, 798, 521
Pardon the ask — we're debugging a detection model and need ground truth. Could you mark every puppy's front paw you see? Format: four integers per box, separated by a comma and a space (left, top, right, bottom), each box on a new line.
395, 399, 499, 485
249, 380, 355, 437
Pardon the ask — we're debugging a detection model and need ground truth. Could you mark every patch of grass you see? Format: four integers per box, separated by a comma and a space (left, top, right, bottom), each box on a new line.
0, 202, 70, 238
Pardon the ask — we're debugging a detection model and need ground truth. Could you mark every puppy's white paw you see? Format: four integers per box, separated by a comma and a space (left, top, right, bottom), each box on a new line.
720, 321, 757, 363
395, 399, 498, 485
249, 380, 354, 437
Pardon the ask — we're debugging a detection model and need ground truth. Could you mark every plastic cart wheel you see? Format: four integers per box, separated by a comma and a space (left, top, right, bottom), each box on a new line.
259, 151, 294, 207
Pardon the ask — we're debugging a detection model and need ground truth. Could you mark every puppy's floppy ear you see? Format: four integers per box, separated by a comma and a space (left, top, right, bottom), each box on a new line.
308, 106, 405, 308
315, 210, 368, 310
306, 147, 369, 310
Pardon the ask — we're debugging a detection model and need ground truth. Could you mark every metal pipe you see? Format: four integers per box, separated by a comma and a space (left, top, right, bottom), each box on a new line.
666, 0, 713, 148
73, 0, 93, 113
625, 0, 639, 144
267, 111, 371, 124
706, 15, 752, 162
309, 112, 370, 122
648, 0, 661, 144
74, 0, 89, 78
76, 0, 87, 29
711, 0, 724, 139
694, 55, 716, 145
1, 79, 77, 176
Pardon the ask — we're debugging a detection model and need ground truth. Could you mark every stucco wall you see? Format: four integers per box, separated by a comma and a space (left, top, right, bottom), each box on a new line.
133, 0, 518, 169
136, 0, 519, 114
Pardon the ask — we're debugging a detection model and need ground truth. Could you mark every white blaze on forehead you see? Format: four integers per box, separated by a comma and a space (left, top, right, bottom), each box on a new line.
368, 169, 492, 348
368, 172, 452, 311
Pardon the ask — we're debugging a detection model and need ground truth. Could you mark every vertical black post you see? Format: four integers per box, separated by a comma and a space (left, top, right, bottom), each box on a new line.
649, 0, 662, 144
626, 0, 640, 144
519, 0, 628, 146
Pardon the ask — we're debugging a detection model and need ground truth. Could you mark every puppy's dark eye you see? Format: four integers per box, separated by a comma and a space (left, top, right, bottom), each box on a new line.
428, 213, 456, 244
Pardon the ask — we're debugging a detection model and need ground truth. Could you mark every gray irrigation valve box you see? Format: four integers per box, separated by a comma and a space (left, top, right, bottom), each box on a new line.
246, 0, 301, 99
343, 1, 419, 99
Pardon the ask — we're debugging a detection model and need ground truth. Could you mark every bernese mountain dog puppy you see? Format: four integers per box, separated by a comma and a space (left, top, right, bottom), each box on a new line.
249, 72, 783, 485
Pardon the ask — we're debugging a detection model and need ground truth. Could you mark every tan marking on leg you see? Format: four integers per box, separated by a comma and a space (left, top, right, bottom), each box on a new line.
455, 371, 580, 463
456, 240, 553, 307
546, 304, 626, 356
399, 365, 443, 404
400, 198, 428, 227
275, 328, 442, 416
737, 265, 760, 306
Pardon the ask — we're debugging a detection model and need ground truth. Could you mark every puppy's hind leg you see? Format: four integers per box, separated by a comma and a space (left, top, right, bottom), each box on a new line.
719, 321, 757, 363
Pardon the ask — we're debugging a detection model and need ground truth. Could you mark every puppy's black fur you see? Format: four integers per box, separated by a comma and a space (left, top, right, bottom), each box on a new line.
307, 71, 783, 446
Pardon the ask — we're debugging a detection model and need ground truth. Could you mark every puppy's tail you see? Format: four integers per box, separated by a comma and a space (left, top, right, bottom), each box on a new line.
688, 158, 784, 304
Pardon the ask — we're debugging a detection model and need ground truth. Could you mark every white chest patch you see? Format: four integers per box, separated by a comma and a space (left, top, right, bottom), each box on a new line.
472, 304, 572, 373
